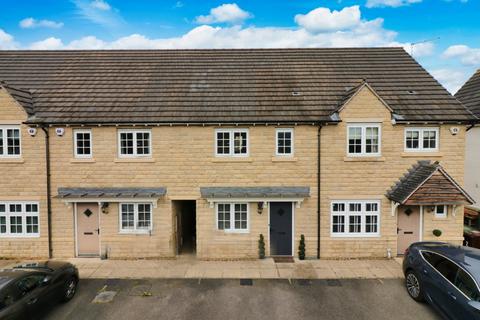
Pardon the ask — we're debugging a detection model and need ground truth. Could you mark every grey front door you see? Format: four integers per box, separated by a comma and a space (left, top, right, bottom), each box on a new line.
270, 202, 293, 256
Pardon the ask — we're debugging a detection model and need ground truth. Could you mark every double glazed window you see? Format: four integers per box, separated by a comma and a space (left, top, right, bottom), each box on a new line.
435, 205, 447, 218
119, 203, 152, 233
216, 203, 248, 232
74, 129, 92, 158
421, 251, 480, 301
347, 124, 381, 156
276, 128, 294, 156
0, 126, 21, 158
215, 129, 248, 156
405, 128, 439, 152
0, 202, 39, 237
331, 200, 380, 237
118, 130, 151, 157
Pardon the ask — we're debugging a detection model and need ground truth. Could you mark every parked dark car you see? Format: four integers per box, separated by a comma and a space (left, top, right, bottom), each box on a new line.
464, 226, 480, 249
0, 261, 78, 320
403, 242, 480, 320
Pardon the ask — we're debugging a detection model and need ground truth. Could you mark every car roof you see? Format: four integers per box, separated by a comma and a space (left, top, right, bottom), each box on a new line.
414, 242, 480, 283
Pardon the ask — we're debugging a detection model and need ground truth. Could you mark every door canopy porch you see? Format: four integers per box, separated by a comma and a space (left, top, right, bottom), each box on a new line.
386, 161, 474, 206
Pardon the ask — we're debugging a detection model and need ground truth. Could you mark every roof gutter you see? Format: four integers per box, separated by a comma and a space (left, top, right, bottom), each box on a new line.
40, 126, 53, 259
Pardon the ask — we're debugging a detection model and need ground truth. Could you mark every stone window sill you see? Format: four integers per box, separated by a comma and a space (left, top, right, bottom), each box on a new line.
401, 152, 443, 158
114, 158, 155, 163
272, 157, 298, 162
212, 157, 253, 163
70, 158, 96, 163
343, 157, 385, 162
0, 158, 24, 164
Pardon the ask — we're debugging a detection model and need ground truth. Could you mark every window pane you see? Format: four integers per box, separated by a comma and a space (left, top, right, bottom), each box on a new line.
277, 130, 292, 155
121, 204, 135, 229
0, 216, 6, 234
348, 127, 362, 154
26, 216, 38, 234
406, 130, 420, 149
75, 132, 91, 156
6, 129, 20, 155
9, 204, 21, 213
349, 203, 361, 212
332, 215, 345, 233
0, 129, 3, 155
120, 133, 134, 155
365, 215, 378, 233
423, 130, 437, 149
349, 215, 362, 233
137, 204, 151, 229
233, 132, 247, 154
216, 132, 230, 155
454, 268, 480, 301
332, 203, 345, 212
234, 203, 247, 230
0, 204, 5, 212
26, 204, 38, 213
366, 203, 378, 212
136, 132, 150, 155
10, 216, 22, 234
217, 204, 231, 230
365, 127, 379, 154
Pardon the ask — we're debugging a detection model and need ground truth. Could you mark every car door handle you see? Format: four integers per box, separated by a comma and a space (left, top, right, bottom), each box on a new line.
448, 292, 457, 301
422, 268, 428, 275
27, 298, 38, 305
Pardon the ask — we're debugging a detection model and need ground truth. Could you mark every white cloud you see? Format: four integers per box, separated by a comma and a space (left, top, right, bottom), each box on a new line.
430, 68, 471, 94
90, 0, 111, 11
196, 3, 252, 24
19, 18, 64, 29
294, 6, 361, 33
443, 45, 480, 65
366, 0, 422, 8
29, 37, 64, 50
72, 0, 122, 28
0, 29, 17, 49
390, 41, 435, 58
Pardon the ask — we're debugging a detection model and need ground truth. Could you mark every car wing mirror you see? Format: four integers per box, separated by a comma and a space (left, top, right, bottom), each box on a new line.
41, 276, 52, 286
468, 300, 480, 312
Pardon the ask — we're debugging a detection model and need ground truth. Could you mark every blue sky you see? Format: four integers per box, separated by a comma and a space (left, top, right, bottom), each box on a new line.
0, 0, 479, 93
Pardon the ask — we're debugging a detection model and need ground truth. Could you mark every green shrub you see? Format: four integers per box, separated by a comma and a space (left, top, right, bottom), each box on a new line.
258, 234, 265, 259
299, 234, 306, 260
433, 229, 442, 237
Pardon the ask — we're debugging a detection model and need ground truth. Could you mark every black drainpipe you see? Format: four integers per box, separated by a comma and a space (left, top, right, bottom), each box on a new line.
317, 124, 322, 259
41, 126, 53, 259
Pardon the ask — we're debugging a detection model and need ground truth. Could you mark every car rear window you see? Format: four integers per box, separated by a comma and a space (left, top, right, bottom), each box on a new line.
421, 251, 458, 282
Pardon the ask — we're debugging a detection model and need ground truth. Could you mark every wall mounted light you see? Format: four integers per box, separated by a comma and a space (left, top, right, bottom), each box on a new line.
101, 202, 109, 214
257, 202, 264, 214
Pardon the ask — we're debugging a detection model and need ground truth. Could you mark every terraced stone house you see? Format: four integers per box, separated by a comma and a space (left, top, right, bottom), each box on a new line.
456, 69, 480, 215
0, 48, 476, 260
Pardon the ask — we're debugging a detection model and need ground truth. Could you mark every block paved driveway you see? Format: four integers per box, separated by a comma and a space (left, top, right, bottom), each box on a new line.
39, 278, 440, 320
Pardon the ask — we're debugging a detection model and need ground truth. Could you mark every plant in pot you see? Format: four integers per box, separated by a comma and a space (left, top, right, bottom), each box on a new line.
298, 234, 306, 260
258, 234, 265, 259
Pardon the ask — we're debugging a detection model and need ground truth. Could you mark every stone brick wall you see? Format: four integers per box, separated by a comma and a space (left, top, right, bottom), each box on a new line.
0, 88, 48, 258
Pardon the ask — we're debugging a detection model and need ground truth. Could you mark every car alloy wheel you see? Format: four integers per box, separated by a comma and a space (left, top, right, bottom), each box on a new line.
65, 278, 77, 299
406, 273, 420, 299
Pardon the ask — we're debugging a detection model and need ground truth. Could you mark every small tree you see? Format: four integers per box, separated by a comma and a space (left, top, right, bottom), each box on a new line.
258, 234, 265, 259
298, 234, 306, 260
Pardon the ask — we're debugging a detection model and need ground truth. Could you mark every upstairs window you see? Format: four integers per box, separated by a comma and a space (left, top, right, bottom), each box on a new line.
0, 202, 39, 237
118, 130, 151, 157
276, 128, 294, 156
435, 205, 447, 219
0, 126, 21, 158
405, 128, 439, 152
215, 129, 248, 157
74, 129, 92, 158
347, 124, 381, 156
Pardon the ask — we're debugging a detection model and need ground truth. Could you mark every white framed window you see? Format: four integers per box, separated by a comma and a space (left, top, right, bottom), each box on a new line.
0, 202, 39, 237
215, 129, 248, 157
216, 203, 249, 233
0, 125, 21, 158
118, 129, 151, 158
74, 129, 92, 158
276, 128, 294, 156
435, 205, 447, 219
405, 128, 439, 152
331, 200, 380, 237
347, 124, 381, 156
119, 203, 152, 233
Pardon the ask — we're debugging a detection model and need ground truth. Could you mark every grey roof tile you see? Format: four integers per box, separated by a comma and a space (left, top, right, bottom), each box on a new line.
0, 48, 475, 124
200, 186, 310, 199
57, 187, 167, 199
455, 69, 480, 118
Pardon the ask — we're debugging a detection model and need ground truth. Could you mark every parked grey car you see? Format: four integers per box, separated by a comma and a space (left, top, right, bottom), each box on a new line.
402, 242, 480, 319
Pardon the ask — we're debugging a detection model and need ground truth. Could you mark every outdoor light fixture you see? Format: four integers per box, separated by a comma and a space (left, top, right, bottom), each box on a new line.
101, 202, 109, 214
257, 202, 264, 214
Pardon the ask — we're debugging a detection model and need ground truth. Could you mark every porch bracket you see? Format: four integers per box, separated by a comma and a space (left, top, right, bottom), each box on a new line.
391, 201, 400, 217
